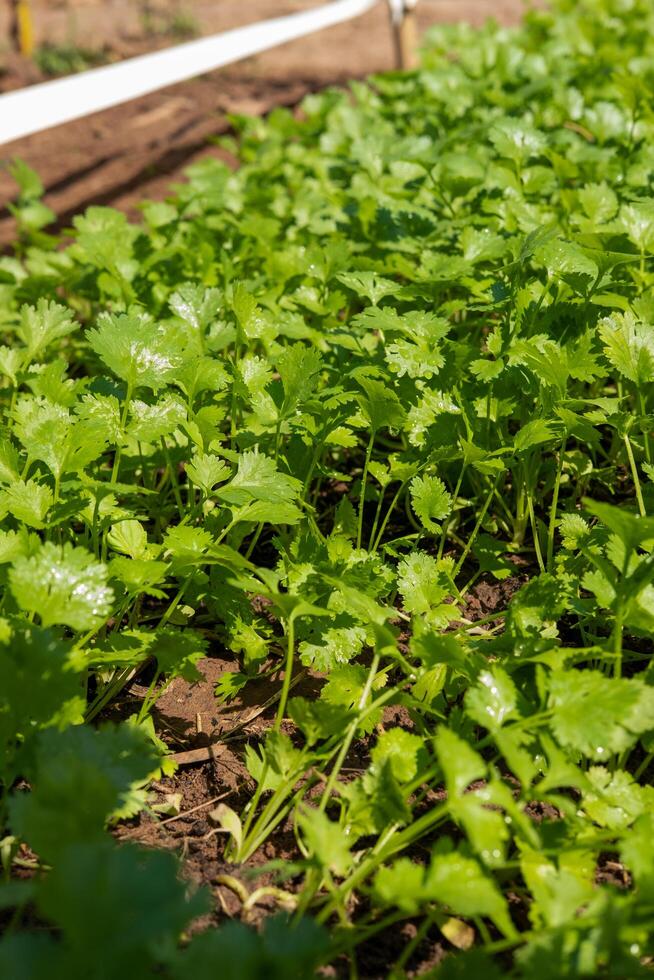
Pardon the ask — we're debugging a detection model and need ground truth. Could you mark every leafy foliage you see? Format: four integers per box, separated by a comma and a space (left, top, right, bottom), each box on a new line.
2, 1, 654, 976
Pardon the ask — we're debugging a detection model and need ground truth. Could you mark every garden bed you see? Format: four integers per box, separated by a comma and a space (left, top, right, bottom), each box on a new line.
1, 1, 653, 978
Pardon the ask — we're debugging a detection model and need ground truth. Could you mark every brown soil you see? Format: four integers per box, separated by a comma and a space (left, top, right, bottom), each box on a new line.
0, 0, 534, 247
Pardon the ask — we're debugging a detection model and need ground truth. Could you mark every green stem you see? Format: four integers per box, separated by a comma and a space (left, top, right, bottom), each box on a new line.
624, 433, 646, 517
453, 474, 499, 577
438, 463, 466, 560
356, 431, 376, 550
526, 492, 546, 573
372, 480, 407, 553
85, 665, 135, 722
613, 599, 624, 679
160, 437, 185, 515
546, 440, 566, 571
275, 616, 296, 733
234, 617, 299, 861
238, 773, 319, 864
316, 805, 448, 926
159, 578, 191, 629
244, 522, 264, 561
110, 380, 133, 486
634, 751, 653, 781
318, 653, 380, 813
638, 389, 651, 464
136, 670, 161, 723
367, 483, 387, 551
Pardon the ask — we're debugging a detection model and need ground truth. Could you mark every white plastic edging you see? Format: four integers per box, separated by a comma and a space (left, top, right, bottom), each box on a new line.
0, 0, 380, 146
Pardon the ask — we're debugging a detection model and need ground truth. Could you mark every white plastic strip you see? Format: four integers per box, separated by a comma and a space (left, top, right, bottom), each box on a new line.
0, 0, 379, 146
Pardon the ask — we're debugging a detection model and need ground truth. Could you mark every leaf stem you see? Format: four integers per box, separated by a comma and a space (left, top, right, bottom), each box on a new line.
275, 615, 296, 733
526, 492, 546, 573
317, 653, 380, 813
356, 431, 376, 550
438, 463, 466, 560
372, 480, 408, 553
453, 474, 499, 577
624, 433, 646, 517
546, 440, 566, 571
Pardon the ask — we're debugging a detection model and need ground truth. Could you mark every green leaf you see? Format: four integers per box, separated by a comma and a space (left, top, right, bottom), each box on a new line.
536, 240, 599, 293
426, 851, 515, 937
357, 377, 406, 432
519, 845, 594, 929
1, 478, 53, 529
217, 450, 302, 507
9, 725, 160, 858
559, 513, 590, 550
578, 182, 618, 224
514, 418, 557, 453
299, 620, 366, 671
277, 344, 322, 413
435, 727, 486, 796
185, 453, 230, 495
127, 393, 186, 443
620, 812, 654, 888
17, 300, 78, 360
230, 498, 304, 526
370, 728, 425, 783
110, 557, 168, 599
37, 841, 207, 970
0, 619, 85, 780
598, 312, 654, 385
288, 697, 351, 746
9, 542, 113, 631
298, 806, 352, 875
397, 551, 456, 626
465, 667, 519, 731
489, 117, 546, 165
13, 397, 105, 478
151, 628, 207, 681
582, 767, 654, 830
409, 474, 452, 532
163, 525, 212, 565
87, 312, 184, 391
337, 271, 399, 306
385, 339, 445, 379
169, 283, 221, 333
620, 199, 654, 252
548, 669, 654, 760
107, 520, 149, 559
373, 857, 427, 914
232, 283, 269, 340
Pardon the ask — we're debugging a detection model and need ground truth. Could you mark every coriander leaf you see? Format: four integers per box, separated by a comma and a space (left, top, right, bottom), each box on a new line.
370, 728, 425, 783
17, 299, 78, 360
465, 667, 519, 731
397, 551, 456, 626
87, 312, 184, 391
409, 474, 452, 532
9, 725, 160, 859
217, 450, 302, 507
548, 669, 654, 760
435, 726, 486, 796
598, 312, 654, 385
9, 542, 113, 631
357, 377, 406, 432
426, 852, 515, 937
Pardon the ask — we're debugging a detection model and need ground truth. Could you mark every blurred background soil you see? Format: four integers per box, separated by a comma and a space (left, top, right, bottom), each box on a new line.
0, 0, 535, 244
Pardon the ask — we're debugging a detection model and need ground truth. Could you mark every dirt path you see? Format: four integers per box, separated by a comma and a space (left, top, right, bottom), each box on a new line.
0, 1, 532, 245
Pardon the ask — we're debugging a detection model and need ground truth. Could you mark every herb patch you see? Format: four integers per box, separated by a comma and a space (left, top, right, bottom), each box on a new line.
1, 1, 654, 976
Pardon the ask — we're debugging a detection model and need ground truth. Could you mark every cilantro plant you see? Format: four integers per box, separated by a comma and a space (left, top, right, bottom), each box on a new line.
2, 0, 654, 975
